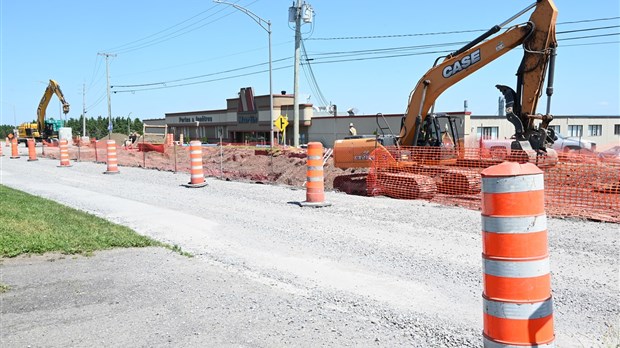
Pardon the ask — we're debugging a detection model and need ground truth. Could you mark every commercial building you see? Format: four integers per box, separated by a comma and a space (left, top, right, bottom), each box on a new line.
146, 87, 619, 150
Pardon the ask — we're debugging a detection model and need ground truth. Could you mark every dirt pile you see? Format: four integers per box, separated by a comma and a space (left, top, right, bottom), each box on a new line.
47, 144, 362, 190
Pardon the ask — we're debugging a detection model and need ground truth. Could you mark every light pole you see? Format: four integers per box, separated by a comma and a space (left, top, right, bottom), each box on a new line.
213, 0, 274, 149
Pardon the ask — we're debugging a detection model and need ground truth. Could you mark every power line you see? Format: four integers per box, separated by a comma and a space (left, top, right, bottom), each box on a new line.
307, 17, 620, 41
557, 25, 620, 35
105, 1, 259, 55
556, 16, 620, 25
113, 64, 293, 93
300, 39, 329, 107
559, 32, 620, 41
113, 57, 290, 88
112, 25, 619, 94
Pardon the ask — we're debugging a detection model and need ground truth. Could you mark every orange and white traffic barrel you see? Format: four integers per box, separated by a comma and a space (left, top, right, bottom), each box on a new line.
0, 141, 3, 156
58, 139, 71, 167
10, 137, 20, 159
104, 139, 120, 174
481, 161, 553, 347
183, 140, 207, 188
27, 138, 38, 161
299, 142, 331, 207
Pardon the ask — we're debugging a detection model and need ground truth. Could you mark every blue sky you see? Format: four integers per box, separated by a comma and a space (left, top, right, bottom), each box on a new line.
1, 0, 619, 126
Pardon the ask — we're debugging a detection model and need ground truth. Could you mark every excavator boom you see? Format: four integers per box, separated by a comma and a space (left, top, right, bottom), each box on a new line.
332, 1, 559, 197
402, 0, 558, 149
37, 79, 70, 137
334, 0, 558, 171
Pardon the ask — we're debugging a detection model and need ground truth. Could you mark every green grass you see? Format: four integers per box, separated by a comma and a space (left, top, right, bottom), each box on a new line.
0, 185, 168, 257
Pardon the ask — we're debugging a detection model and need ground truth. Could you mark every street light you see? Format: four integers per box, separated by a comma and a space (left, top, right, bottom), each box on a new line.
213, 0, 274, 149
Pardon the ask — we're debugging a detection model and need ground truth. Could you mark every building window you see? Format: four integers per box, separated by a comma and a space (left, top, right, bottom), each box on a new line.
567, 125, 583, 137
548, 125, 560, 134
615, 124, 620, 135
477, 126, 499, 139
588, 125, 602, 137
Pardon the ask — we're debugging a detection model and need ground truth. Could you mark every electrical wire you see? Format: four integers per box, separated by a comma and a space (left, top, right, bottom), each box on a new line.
307, 17, 620, 41
113, 64, 292, 93
111, 25, 619, 94
113, 57, 290, 88
300, 39, 329, 106
105, 1, 259, 55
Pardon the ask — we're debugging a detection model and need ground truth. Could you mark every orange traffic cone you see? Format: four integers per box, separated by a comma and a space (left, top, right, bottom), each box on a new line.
182, 140, 207, 188
104, 140, 120, 174
481, 162, 554, 347
27, 138, 38, 161
10, 138, 20, 159
58, 139, 71, 167
298, 142, 331, 207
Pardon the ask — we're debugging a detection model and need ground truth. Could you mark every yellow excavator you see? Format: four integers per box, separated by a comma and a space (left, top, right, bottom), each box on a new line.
333, 0, 559, 196
18, 79, 70, 143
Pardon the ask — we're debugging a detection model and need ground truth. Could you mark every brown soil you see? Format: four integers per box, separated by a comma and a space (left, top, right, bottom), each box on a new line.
48, 140, 363, 191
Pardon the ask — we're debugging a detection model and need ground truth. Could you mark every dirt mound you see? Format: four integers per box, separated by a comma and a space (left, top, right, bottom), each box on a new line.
50, 144, 359, 190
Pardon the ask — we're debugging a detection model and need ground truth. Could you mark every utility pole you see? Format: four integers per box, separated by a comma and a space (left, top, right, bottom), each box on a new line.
82, 83, 87, 137
98, 52, 117, 139
290, 1, 313, 147
292, 0, 302, 147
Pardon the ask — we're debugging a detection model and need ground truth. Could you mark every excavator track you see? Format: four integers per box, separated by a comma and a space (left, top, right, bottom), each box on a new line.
375, 172, 437, 200
333, 173, 370, 196
437, 170, 481, 195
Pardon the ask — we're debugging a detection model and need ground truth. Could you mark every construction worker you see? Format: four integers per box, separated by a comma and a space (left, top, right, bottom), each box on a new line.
349, 123, 357, 136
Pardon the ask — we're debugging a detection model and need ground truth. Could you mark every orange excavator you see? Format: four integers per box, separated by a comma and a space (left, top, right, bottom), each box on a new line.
333, 0, 559, 197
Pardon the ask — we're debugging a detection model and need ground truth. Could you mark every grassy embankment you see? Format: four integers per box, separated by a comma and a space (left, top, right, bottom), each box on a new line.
0, 184, 184, 258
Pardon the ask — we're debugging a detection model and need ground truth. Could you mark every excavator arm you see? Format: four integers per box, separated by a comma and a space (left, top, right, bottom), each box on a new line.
402, 0, 557, 153
333, 0, 558, 170
37, 79, 70, 137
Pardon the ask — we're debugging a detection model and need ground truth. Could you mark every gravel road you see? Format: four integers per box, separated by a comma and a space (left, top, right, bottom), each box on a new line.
1, 151, 618, 347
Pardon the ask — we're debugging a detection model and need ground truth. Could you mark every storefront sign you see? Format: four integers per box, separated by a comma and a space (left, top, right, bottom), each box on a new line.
178, 116, 213, 123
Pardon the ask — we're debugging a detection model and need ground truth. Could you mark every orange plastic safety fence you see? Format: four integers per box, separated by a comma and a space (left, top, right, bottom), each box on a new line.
367, 146, 619, 223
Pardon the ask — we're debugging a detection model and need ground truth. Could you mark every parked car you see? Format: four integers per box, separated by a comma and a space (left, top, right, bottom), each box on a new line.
598, 145, 620, 165
480, 132, 597, 160
551, 132, 596, 153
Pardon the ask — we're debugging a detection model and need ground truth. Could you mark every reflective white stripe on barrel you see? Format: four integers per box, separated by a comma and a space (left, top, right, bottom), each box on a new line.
482, 215, 547, 233
483, 337, 555, 348
307, 155, 322, 160
190, 150, 202, 155
307, 166, 323, 171
482, 174, 544, 193
484, 297, 553, 320
307, 177, 323, 182
191, 166, 203, 170
191, 174, 204, 179
484, 258, 549, 278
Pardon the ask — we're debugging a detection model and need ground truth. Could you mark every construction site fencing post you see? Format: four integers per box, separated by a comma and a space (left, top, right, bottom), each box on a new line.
92, 139, 99, 163
219, 135, 223, 180
173, 141, 177, 174
27, 138, 38, 161
481, 161, 554, 347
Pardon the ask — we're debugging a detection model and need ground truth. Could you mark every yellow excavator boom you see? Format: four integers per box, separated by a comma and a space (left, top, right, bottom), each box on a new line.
37, 79, 70, 136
